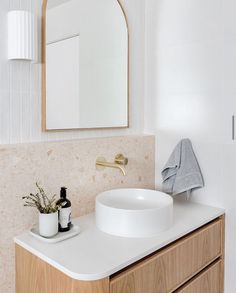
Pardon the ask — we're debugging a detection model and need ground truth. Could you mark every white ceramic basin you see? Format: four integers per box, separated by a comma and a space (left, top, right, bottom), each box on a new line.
95, 189, 173, 238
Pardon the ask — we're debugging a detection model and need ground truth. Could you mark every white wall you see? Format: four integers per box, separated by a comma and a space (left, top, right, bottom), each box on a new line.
2, 0, 235, 290
145, 0, 236, 292
0, 0, 145, 144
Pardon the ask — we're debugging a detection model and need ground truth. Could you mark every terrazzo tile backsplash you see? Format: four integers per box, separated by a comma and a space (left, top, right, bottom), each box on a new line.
0, 135, 155, 292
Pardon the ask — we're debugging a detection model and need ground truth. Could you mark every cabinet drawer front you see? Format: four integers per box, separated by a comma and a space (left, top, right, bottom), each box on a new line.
110, 219, 223, 293
176, 261, 222, 293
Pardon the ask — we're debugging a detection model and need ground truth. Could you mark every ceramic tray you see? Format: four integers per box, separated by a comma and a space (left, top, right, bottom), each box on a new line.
30, 224, 81, 243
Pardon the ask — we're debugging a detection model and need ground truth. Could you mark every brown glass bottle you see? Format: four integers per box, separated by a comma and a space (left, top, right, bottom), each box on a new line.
57, 187, 72, 232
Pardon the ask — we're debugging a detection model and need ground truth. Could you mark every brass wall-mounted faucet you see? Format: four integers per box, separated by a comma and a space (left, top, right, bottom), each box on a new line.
96, 154, 128, 176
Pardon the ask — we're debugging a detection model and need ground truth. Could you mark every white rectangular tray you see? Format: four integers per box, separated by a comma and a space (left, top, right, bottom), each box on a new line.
30, 224, 80, 243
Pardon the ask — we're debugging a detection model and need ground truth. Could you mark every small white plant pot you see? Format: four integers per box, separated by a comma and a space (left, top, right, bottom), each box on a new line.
39, 212, 58, 238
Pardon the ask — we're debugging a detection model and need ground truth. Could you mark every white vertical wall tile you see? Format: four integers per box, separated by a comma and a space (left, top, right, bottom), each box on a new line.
0, 0, 145, 145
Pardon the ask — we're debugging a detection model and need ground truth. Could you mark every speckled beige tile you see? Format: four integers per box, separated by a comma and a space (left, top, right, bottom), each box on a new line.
0, 135, 155, 292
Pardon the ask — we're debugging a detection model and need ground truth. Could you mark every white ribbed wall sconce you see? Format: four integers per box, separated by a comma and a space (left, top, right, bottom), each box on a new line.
7, 10, 37, 61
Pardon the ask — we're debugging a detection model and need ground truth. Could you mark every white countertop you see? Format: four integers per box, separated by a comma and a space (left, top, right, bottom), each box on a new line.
14, 200, 224, 281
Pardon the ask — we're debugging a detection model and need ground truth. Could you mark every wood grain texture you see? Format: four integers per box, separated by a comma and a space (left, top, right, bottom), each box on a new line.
15, 217, 225, 293
110, 219, 223, 293
176, 261, 222, 293
220, 215, 225, 292
15, 245, 109, 293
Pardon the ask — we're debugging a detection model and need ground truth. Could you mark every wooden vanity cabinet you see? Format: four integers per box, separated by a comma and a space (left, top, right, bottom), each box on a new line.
176, 260, 222, 293
15, 245, 109, 293
16, 216, 225, 293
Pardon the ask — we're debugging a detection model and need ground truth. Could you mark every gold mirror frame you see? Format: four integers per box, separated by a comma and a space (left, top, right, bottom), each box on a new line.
41, 0, 130, 131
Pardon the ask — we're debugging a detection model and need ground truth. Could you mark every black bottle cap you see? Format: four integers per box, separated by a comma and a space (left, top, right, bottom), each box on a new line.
60, 187, 67, 199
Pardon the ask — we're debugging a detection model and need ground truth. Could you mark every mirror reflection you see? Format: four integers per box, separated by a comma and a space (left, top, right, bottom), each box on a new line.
43, 0, 129, 130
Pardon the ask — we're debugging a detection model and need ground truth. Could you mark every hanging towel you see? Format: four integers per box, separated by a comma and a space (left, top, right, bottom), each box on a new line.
161, 138, 204, 196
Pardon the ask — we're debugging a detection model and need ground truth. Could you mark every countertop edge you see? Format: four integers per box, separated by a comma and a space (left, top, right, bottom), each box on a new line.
14, 209, 225, 281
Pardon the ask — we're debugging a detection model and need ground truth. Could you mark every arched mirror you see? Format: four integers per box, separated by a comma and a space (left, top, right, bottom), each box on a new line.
42, 0, 129, 130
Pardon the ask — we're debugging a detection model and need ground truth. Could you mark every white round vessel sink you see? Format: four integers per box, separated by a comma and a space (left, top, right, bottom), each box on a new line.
95, 188, 173, 238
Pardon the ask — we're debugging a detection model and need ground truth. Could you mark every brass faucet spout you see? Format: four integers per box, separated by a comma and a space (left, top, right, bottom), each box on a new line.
96, 154, 128, 176
117, 165, 126, 176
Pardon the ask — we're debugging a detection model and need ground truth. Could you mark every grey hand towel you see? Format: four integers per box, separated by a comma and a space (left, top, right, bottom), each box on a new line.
161, 138, 204, 196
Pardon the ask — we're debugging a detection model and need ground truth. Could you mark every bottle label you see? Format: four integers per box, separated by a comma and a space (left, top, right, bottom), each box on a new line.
59, 207, 71, 228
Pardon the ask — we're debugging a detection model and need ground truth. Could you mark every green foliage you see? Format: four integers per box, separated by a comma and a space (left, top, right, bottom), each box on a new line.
22, 182, 64, 214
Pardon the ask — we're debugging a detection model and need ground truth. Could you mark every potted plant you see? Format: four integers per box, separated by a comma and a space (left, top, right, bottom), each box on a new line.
22, 183, 64, 238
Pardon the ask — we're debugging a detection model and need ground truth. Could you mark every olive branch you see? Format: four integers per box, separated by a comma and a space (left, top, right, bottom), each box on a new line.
22, 182, 64, 214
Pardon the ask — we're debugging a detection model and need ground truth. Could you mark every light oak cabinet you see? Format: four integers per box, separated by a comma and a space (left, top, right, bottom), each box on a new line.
16, 216, 225, 293
176, 261, 222, 293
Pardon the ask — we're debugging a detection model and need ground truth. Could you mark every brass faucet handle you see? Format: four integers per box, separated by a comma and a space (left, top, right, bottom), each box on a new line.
115, 154, 128, 166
